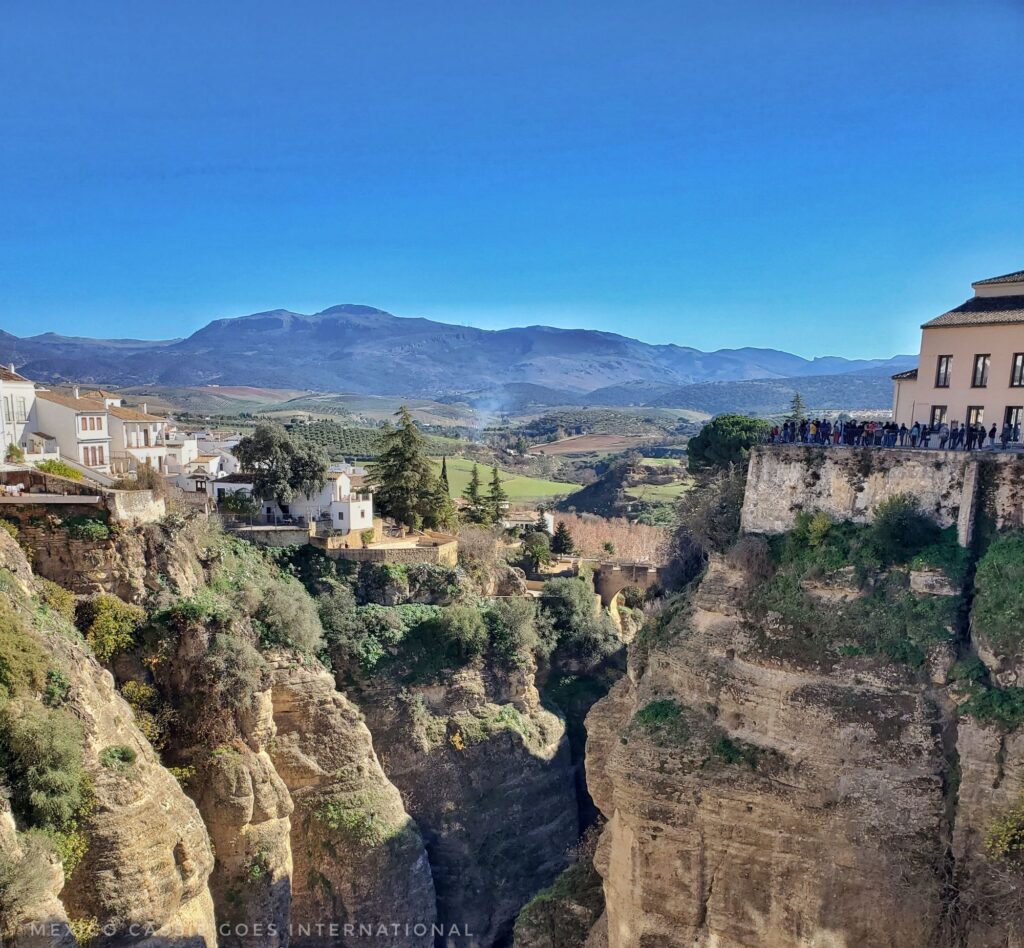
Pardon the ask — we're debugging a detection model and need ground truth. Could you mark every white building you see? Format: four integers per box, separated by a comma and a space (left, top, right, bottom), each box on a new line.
34, 389, 112, 473
82, 392, 169, 474
0, 365, 36, 458
212, 466, 374, 535
164, 429, 199, 473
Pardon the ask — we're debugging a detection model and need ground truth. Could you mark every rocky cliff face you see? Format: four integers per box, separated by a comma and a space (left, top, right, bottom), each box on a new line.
352, 657, 579, 945
584, 547, 1024, 948
267, 656, 436, 947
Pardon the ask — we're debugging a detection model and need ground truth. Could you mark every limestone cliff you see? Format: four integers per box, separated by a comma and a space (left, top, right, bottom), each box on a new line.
584, 538, 1024, 948
351, 657, 579, 945
586, 557, 963, 946
267, 656, 436, 947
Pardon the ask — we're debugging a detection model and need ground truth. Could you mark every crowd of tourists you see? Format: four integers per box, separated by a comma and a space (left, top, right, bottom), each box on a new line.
769, 418, 1023, 450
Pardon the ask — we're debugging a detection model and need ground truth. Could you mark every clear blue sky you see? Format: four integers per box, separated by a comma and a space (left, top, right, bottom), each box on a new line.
2, 1, 1023, 359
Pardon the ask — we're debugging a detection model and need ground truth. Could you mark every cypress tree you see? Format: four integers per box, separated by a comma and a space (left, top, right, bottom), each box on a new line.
551, 521, 575, 555
487, 465, 509, 523
462, 463, 488, 523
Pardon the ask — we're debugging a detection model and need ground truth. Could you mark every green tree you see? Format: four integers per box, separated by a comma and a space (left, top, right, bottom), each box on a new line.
425, 476, 459, 532
789, 392, 807, 422
462, 463, 489, 524
686, 414, 771, 473
368, 407, 443, 530
233, 423, 328, 505
439, 456, 450, 493
487, 465, 509, 522
522, 531, 552, 571
218, 489, 259, 519
550, 521, 575, 555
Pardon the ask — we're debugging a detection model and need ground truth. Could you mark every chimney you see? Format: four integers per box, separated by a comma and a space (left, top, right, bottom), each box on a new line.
142, 402, 148, 414
73, 386, 80, 399
7, 364, 13, 373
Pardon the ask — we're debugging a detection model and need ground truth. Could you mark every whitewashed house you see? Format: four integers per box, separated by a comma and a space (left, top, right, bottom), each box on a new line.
0, 365, 37, 458
34, 389, 112, 473
82, 392, 169, 474
213, 465, 374, 536
164, 429, 199, 473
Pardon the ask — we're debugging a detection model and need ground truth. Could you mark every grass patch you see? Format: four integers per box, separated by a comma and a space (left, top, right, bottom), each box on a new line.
430, 457, 578, 501
630, 699, 689, 745
973, 532, 1024, 656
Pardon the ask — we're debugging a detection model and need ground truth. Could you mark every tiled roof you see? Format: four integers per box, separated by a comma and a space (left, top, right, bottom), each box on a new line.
217, 472, 254, 484
973, 270, 1024, 287
29, 431, 56, 440
891, 368, 918, 381
922, 294, 1024, 328
109, 405, 165, 422
0, 366, 31, 383
36, 390, 107, 411
82, 389, 121, 399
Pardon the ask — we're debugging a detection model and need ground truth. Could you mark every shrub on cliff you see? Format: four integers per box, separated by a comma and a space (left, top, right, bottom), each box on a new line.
686, 414, 770, 473
986, 794, 1024, 866
486, 598, 542, 668
0, 831, 54, 938
973, 532, 1024, 655
671, 463, 746, 560
0, 600, 47, 697
868, 494, 940, 564
79, 595, 146, 662
251, 582, 324, 654
541, 578, 620, 668
35, 578, 76, 625
0, 701, 86, 832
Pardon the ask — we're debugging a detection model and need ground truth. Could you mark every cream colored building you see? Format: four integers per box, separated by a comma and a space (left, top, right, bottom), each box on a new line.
893, 269, 1024, 432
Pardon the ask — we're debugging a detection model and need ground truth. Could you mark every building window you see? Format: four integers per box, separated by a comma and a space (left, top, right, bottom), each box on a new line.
96, 445, 104, 465
337, 511, 344, 521
14, 398, 26, 422
935, 355, 952, 388
967, 406, 984, 426
1012, 354, 1024, 387
972, 354, 990, 388
930, 406, 947, 427
1004, 406, 1022, 430
80, 416, 88, 431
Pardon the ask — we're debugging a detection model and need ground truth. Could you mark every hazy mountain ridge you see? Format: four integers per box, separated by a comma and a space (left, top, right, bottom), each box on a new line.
0, 305, 914, 402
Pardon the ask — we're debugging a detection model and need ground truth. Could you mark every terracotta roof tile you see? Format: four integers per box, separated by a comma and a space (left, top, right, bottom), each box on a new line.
922, 294, 1024, 328
108, 405, 165, 422
36, 390, 107, 411
973, 270, 1024, 287
0, 366, 31, 383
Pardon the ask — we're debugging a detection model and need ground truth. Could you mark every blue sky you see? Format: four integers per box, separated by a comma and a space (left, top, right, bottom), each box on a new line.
1, 1, 1022, 359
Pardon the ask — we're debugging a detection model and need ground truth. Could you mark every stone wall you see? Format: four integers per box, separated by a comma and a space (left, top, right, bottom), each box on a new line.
312, 538, 459, 566
106, 488, 165, 524
741, 445, 1024, 545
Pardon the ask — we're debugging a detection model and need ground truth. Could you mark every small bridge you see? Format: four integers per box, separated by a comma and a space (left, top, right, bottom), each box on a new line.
593, 561, 665, 607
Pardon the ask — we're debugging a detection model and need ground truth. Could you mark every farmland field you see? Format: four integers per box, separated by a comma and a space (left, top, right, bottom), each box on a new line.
432, 457, 579, 501
639, 456, 683, 467
528, 434, 653, 456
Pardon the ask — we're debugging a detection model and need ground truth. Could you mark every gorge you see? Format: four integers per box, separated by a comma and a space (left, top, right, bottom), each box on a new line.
0, 446, 1022, 947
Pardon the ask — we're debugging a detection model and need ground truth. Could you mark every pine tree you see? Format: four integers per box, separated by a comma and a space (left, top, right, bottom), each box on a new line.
462, 463, 488, 523
550, 521, 575, 555
534, 509, 550, 534
487, 465, 509, 523
425, 476, 459, 532
368, 406, 436, 529
439, 456, 450, 493
789, 392, 807, 422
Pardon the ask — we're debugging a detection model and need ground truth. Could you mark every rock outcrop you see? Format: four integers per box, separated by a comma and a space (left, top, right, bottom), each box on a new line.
586, 557, 953, 948
52, 631, 217, 945
354, 659, 579, 945
268, 656, 437, 947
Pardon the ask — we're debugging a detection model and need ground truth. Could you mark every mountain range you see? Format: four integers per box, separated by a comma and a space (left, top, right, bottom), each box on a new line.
0, 304, 914, 409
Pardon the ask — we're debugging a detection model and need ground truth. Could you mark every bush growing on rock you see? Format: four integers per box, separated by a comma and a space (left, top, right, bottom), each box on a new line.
726, 535, 774, 586
973, 532, 1024, 656
486, 598, 542, 668
0, 831, 54, 938
0, 701, 87, 831
251, 582, 324, 654
79, 594, 146, 662
35, 578, 76, 625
